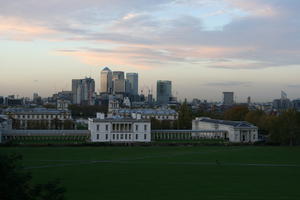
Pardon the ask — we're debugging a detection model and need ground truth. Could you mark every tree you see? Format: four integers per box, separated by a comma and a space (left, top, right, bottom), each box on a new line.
177, 101, 193, 129
0, 154, 66, 200
224, 106, 249, 121
150, 118, 161, 130
245, 110, 265, 126
269, 110, 300, 145
68, 105, 107, 118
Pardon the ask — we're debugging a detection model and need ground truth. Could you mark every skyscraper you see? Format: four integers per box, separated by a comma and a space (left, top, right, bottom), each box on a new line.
223, 92, 234, 106
112, 71, 125, 94
126, 73, 138, 95
156, 80, 172, 105
100, 67, 113, 94
72, 77, 95, 105
273, 91, 291, 110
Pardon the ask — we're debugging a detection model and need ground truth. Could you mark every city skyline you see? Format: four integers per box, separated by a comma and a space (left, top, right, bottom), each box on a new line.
1, 0, 300, 101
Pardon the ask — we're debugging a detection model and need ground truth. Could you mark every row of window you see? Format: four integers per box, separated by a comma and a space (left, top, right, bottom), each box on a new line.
96, 124, 109, 131
15, 115, 70, 120
96, 124, 148, 132
96, 133, 148, 140
120, 115, 177, 120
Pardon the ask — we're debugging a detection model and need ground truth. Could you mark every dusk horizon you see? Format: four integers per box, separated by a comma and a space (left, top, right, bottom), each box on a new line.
1, 0, 300, 102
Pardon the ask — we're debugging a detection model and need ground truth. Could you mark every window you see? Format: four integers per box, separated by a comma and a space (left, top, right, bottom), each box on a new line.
125, 134, 128, 139
135, 125, 138, 131
96, 134, 99, 140
136, 134, 138, 140
113, 134, 115, 140
121, 134, 124, 139
129, 134, 131, 140
105, 134, 108, 140
117, 134, 119, 140
97, 125, 100, 131
144, 134, 147, 140
106, 124, 109, 131
144, 125, 147, 131
253, 134, 256, 140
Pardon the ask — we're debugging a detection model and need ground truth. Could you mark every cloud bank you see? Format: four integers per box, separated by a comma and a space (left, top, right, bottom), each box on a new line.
1, 0, 300, 70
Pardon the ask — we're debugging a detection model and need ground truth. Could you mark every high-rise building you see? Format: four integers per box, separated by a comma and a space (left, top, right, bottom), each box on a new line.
126, 73, 139, 95
247, 96, 251, 105
281, 90, 287, 100
156, 80, 172, 105
0, 96, 4, 105
273, 91, 291, 111
113, 71, 125, 80
33, 93, 42, 105
223, 92, 234, 106
72, 77, 95, 105
292, 99, 300, 111
100, 67, 113, 94
112, 71, 125, 94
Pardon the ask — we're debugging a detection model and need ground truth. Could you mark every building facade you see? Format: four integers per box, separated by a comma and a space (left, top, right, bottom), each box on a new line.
0, 115, 12, 143
112, 71, 125, 94
114, 108, 178, 121
126, 73, 139, 95
192, 117, 258, 143
223, 92, 234, 106
100, 67, 113, 94
72, 77, 95, 105
89, 113, 151, 143
5, 108, 73, 130
157, 80, 172, 105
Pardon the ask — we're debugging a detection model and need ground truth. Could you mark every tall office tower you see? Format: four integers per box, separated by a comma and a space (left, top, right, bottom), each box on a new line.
247, 96, 251, 105
32, 93, 42, 105
112, 71, 125, 94
281, 90, 287, 100
100, 67, 113, 94
126, 73, 138, 95
223, 92, 234, 106
112, 71, 125, 80
33, 93, 39, 100
273, 91, 291, 110
156, 80, 172, 105
0, 96, 4, 105
72, 77, 95, 105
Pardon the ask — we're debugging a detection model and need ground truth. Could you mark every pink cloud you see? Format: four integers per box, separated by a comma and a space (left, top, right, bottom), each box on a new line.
0, 17, 58, 40
56, 44, 258, 71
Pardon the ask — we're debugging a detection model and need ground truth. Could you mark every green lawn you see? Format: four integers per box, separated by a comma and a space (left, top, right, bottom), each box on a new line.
1, 146, 300, 200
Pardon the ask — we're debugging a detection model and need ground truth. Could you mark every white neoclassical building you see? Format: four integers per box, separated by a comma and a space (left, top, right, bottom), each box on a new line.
88, 113, 151, 143
4, 108, 72, 129
192, 117, 258, 143
0, 115, 12, 143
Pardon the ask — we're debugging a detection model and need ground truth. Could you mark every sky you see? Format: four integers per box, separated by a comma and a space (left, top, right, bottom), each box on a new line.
1, 0, 300, 102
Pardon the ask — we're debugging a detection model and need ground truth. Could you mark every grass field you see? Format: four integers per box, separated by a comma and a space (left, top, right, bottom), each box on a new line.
1, 146, 300, 200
